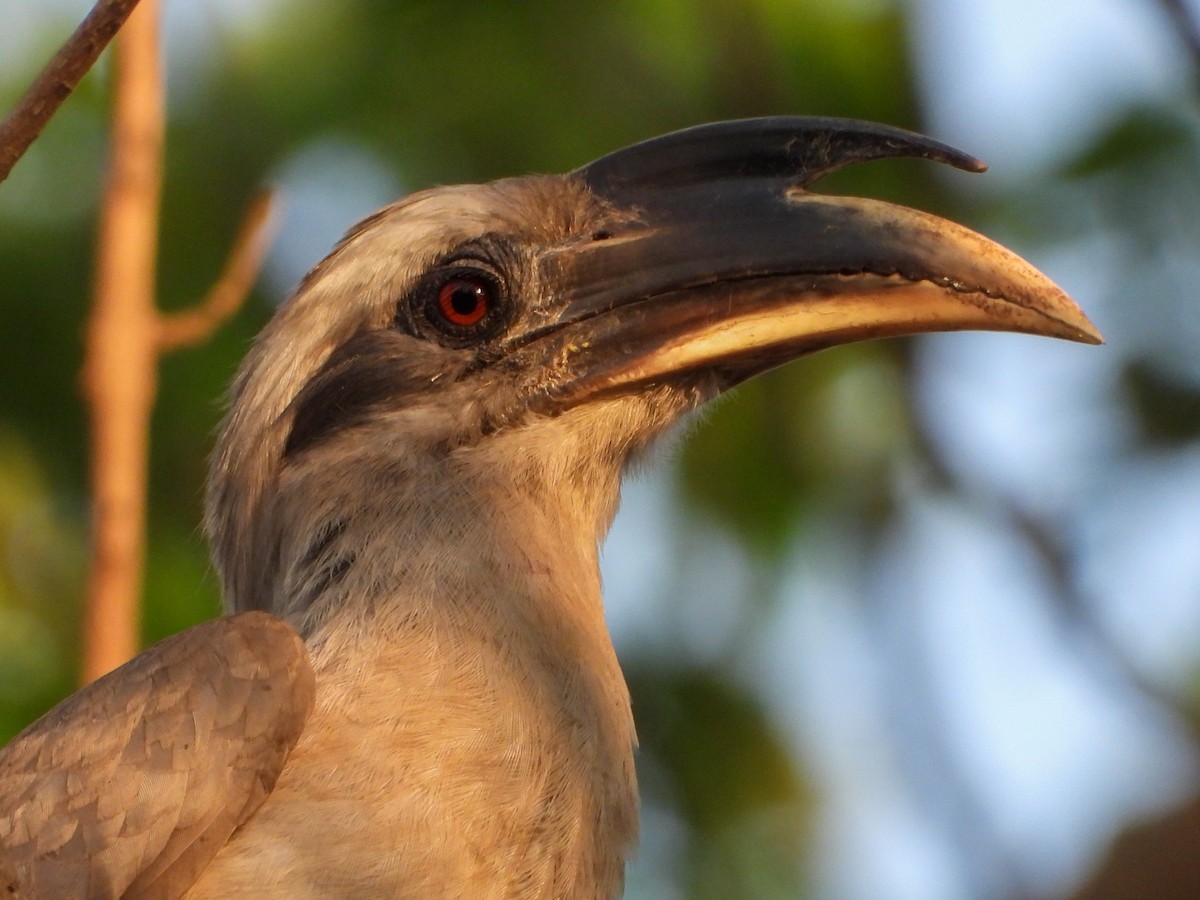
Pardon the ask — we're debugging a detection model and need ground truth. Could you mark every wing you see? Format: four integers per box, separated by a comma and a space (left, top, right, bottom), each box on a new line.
0, 611, 315, 900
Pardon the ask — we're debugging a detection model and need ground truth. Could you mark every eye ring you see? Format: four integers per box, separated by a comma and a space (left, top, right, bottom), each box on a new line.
410, 262, 510, 347
436, 276, 493, 328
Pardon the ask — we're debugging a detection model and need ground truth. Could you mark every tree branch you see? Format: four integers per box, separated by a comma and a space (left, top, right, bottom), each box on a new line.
80, 0, 163, 684
157, 190, 277, 352
0, 0, 143, 184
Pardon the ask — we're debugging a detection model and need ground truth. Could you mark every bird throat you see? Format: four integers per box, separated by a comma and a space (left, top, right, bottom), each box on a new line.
254, 432, 641, 896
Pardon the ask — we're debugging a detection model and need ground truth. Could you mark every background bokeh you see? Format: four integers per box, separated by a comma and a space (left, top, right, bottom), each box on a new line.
3, 1, 1200, 897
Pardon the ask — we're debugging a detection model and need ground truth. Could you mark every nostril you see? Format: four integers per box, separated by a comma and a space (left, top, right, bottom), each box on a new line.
591, 230, 612, 241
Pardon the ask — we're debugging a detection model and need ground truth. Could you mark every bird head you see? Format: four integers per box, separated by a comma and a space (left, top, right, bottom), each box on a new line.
206, 117, 1100, 624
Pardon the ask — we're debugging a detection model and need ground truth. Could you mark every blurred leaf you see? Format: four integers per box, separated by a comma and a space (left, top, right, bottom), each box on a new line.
678, 344, 907, 558
1124, 360, 1200, 445
1062, 106, 1194, 179
0, 431, 84, 741
629, 663, 814, 897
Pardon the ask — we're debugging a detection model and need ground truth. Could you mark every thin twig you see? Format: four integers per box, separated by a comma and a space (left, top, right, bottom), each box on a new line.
157, 190, 277, 351
1158, 0, 1200, 90
866, 556, 1038, 899
1004, 502, 1200, 736
901, 345, 1200, 739
0, 0, 143, 184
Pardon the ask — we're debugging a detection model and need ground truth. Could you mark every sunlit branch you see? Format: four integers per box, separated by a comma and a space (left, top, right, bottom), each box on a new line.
80, 0, 163, 684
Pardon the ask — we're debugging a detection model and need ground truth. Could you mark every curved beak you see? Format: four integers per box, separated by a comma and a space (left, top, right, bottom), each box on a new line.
530, 117, 1100, 398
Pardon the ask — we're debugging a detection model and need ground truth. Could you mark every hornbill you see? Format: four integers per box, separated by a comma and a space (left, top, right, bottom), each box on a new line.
0, 117, 1100, 898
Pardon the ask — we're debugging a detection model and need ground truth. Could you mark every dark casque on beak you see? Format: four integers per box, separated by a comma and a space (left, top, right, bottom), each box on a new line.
533, 117, 1101, 398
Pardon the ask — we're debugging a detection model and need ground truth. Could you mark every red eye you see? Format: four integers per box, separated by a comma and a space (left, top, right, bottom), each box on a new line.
436, 276, 492, 328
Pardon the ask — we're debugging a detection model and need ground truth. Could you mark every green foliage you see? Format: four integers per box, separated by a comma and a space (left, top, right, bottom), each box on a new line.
1062, 106, 1193, 179
1125, 359, 1200, 445
678, 346, 908, 558
0, 431, 84, 743
630, 664, 814, 897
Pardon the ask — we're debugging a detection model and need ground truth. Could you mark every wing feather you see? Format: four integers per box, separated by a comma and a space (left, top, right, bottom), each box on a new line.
0, 611, 314, 900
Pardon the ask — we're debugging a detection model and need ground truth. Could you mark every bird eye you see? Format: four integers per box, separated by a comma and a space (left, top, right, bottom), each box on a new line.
401, 256, 512, 347
435, 276, 493, 329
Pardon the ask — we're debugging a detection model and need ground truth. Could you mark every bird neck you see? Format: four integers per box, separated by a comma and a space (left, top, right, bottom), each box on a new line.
261, 428, 639, 891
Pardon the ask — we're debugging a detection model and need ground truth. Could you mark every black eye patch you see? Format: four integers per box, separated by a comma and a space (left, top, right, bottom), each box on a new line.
283, 331, 469, 459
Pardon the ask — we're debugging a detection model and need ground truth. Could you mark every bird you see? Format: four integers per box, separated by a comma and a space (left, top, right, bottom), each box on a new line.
0, 117, 1101, 899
